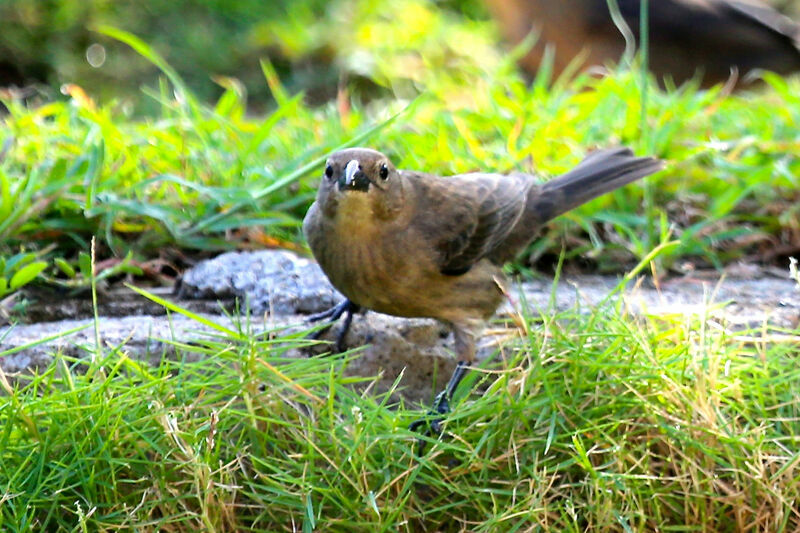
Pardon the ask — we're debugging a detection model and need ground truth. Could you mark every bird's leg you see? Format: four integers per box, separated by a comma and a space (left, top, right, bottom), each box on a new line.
430, 360, 469, 416
307, 299, 360, 352
409, 322, 478, 452
409, 360, 469, 434
307, 298, 353, 323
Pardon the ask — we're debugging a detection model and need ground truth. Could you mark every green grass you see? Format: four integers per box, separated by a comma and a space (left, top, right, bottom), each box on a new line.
2, 293, 799, 531
2, 0, 800, 529
1, 2, 799, 299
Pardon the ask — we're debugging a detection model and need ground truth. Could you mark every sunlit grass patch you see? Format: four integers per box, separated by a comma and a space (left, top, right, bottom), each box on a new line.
2, 292, 799, 531
0, 0, 799, 530
1, 12, 800, 302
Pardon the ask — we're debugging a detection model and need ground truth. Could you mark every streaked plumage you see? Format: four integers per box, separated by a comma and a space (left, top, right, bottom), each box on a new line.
303, 146, 663, 365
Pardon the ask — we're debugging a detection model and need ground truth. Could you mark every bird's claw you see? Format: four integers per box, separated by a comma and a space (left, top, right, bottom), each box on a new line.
409, 388, 452, 428
308, 299, 353, 323
307, 299, 359, 353
409, 361, 469, 454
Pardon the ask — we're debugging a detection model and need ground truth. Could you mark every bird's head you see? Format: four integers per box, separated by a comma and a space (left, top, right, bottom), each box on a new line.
315, 147, 404, 220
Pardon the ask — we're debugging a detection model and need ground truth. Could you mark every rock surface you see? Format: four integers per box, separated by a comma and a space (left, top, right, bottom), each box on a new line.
177, 250, 343, 315
2, 250, 799, 402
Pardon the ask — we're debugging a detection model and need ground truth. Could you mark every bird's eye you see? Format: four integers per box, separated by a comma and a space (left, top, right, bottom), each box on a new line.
325, 164, 334, 179
379, 164, 389, 179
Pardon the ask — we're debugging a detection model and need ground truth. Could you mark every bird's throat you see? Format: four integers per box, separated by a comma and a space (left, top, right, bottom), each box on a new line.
333, 192, 378, 239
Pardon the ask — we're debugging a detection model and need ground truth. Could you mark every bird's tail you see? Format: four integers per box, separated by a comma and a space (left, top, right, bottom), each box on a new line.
530, 147, 664, 223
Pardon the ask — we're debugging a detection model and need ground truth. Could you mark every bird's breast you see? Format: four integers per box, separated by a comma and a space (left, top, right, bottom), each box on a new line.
305, 198, 505, 321
306, 206, 425, 313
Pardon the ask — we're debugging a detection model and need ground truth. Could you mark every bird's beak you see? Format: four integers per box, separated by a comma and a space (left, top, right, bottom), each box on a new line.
344, 160, 359, 187
340, 159, 371, 192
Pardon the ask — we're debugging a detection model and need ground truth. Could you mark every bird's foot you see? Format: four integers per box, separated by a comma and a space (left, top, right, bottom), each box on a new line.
409, 361, 469, 454
307, 299, 352, 323
307, 299, 360, 353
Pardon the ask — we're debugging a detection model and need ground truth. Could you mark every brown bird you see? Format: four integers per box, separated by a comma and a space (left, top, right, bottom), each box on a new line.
484, 0, 800, 87
303, 147, 663, 434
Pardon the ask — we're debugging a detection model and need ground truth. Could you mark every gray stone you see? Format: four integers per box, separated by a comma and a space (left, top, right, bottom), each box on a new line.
177, 250, 342, 315
2, 250, 799, 403
0, 311, 460, 403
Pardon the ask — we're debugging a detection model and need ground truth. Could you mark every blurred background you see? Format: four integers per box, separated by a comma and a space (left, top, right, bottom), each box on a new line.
1, 0, 489, 113
3, 0, 799, 114
1, 0, 799, 285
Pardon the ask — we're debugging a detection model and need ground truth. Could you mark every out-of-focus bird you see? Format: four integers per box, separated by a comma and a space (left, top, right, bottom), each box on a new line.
483, 0, 800, 87
303, 146, 663, 437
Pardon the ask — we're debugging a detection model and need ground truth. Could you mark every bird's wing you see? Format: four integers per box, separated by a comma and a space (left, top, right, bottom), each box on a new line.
409, 171, 532, 275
